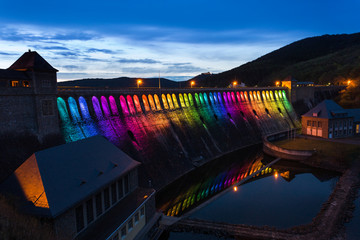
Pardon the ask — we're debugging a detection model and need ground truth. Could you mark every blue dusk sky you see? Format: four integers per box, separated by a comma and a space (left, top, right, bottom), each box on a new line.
0, 0, 359, 81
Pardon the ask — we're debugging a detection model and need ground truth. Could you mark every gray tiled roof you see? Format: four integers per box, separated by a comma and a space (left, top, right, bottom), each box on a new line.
302, 100, 349, 119
8, 51, 58, 72
1, 136, 140, 218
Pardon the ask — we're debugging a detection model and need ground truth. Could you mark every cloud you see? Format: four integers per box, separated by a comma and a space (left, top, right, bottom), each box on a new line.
56, 51, 82, 57
86, 48, 118, 54
164, 63, 208, 74
61, 65, 86, 71
0, 51, 17, 55
117, 58, 161, 64
29, 45, 70, 51
82, 57, 109, 62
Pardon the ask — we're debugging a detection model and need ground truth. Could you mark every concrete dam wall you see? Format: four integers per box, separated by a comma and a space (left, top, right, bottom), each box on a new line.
56, 88, 300, 190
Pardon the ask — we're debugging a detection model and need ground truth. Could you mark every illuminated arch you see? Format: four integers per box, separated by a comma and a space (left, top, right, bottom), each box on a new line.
236, 92, 241, 102
199, 93, 204, 104
231, 92, 236, 103
257, 91, 261, 101
188, 93, 194, 106
167, 94, 174, 109
194, 93, 200, 105
100, 96, 111, 117
127, 95, 136, 114
240, 91, 245, 101
148, 94, 156, 111
227, 92, 232, 102
179, 94, 186, 107
172, 94, 179, 108
78, 96, 91, 119
119, 95, 129, 114
265, 91, 270, 100
133, 95, 142, 113
184, 93, 190, 107
68, 96, 82, 122
162, 94, 169, 109
222, 92, 227, 103
269, 91, 274, 100
154, 94, 162, 110
57, 97, 70, 122
244, 91, 248, 101
203, 92, 209, 104
249, 91, 253, 101
92, 96, 103, 118
109, 96, 119, 115
142, 95, 150, 112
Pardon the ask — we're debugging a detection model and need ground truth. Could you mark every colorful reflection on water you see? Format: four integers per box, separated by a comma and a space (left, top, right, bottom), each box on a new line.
57, 89, 298, 189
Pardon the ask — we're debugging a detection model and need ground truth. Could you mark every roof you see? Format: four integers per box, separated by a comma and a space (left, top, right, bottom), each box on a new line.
8, 50, 58, 72
0, 69, 30, 80
302, 100, 350, 119
0, 136, 140, 218
347, 109, 360, 122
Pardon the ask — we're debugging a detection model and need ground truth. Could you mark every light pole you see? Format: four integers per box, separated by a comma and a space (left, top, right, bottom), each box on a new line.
137, 79, 142, 88
191, 81, 195, 88
233, 81, 237, 88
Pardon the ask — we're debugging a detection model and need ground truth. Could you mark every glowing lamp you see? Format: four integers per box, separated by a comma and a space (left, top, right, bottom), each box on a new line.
137, 79, 142, 88
274, 172, 279, 179
233, 186, 238, 192
233, 81, 237, 87
191, 81, 195, 88
275, 81, 280, 87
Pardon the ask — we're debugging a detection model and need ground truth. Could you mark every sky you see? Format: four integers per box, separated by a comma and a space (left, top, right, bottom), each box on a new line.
0, 0, 359, 81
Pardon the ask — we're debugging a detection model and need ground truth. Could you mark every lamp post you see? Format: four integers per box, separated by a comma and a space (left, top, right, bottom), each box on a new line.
233, 81, 237, 88
191, 81, 195, 88
137, 79, 142, 88
276, 81, 280, 87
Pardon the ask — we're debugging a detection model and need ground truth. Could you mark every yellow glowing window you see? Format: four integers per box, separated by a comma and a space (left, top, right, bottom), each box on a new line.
11, 80, 19, 87
23, 81, 30, 87
356, 124, 359, 134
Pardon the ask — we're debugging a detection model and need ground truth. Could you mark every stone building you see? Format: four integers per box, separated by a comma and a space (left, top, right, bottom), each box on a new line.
0, 136, 158, 240
301, 100, 360, 139
0, 50, 59, 141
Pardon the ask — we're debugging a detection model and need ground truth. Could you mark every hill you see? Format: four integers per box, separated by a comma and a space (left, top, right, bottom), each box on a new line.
190, 33, 360, 87
57, 77, 185, 88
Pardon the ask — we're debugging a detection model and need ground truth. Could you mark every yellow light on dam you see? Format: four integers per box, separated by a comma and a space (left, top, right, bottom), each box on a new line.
233, 186, 238, 192
274, 172, 279, 179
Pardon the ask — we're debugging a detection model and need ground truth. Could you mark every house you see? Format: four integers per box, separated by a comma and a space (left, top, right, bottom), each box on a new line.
301, 100, 360, 138
0, 136, 158, 240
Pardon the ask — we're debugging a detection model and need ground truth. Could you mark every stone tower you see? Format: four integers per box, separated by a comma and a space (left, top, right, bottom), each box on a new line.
0, 50, 60, 142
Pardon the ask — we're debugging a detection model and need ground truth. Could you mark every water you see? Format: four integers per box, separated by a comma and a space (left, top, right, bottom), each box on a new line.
160, 157, 338, 240
190, 172, 336, 228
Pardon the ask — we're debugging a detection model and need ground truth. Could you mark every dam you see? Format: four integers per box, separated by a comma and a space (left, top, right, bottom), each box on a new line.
56, 87, 300, 190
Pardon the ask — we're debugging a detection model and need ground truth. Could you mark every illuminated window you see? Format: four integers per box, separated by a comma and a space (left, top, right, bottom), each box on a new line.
356, 124, 359, 134
22, 81, 30, 87
307, 120, 311, 126
318, 122, 322, 128
11, 80, 19, 87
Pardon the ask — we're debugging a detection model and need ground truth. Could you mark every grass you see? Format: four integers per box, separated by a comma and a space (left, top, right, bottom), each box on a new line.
274, 137, 360, 167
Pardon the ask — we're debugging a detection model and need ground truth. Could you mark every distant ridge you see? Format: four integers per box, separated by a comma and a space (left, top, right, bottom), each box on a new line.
189, 33, 360, 87
57, 77, 185, 88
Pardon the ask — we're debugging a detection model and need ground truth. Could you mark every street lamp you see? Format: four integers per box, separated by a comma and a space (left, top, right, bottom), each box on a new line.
233, 81, 237, 88
137, 79, 142, 88
191, 81, 195, 88
275, 81, 280, 87
347, 80, 351, 86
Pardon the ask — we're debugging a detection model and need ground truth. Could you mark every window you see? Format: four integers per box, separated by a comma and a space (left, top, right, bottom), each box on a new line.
128, 219, 133, 230
135, 212, 139, 223
357, 124, 359, 134
124, 175, 129, 194
95, 193, 103, 217
335, 122, 338, 128
117, 179, 123, 200
335, 130, 338, 136
104, 187, 110, 210
76, 205, 84, 232
318, 122, 322, 128
11, 80, 19, 87
22, 81, 30, 87
111, 183, 117, 205
121, 227, 126, 238
42, 79, 52, 87
86, 199, 94, 224
312, 121, 316, 127
307, 120, 311, 126
140, 207, 145, 217
42, 100, 54, 116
